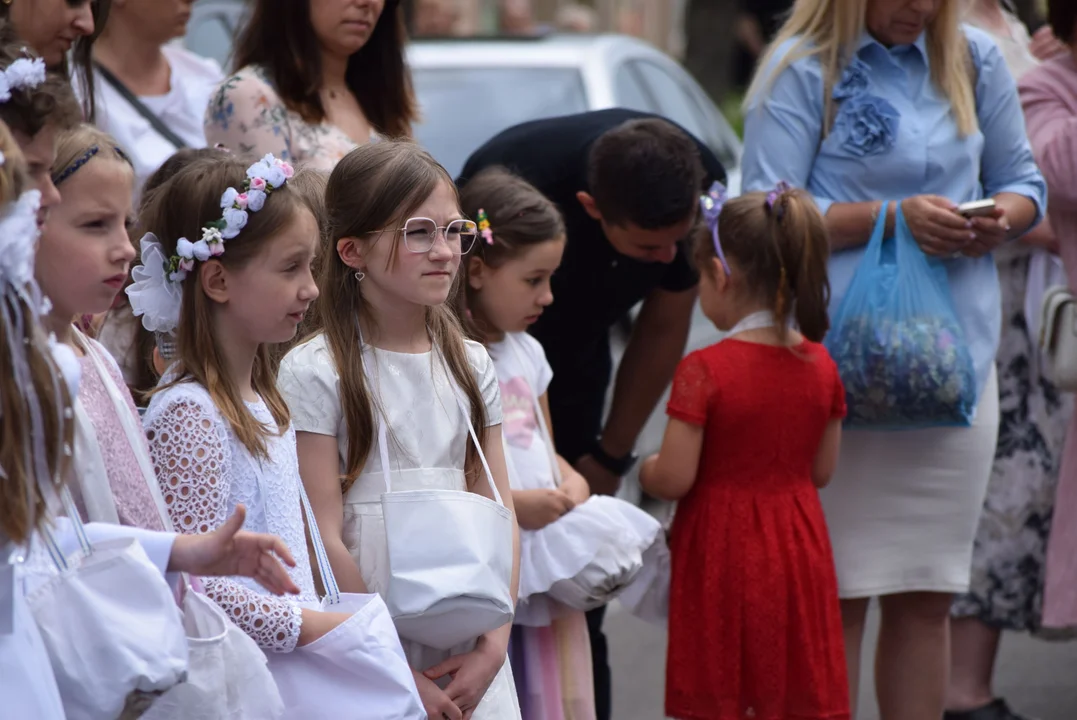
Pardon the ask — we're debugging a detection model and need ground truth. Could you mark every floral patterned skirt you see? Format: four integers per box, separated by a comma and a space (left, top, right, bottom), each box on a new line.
951, 251, 1073, 632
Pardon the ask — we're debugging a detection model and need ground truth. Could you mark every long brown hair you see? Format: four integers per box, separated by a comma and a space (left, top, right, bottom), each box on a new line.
310, 141, 487, 493
140, 156, 321, 457
0, 123, 72, 543
104, 148, 232, 402
231, 0, 417, 139
695, 188, 831, 344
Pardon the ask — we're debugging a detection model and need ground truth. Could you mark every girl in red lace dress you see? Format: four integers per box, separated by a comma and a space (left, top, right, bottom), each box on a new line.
640, 183, 849, 720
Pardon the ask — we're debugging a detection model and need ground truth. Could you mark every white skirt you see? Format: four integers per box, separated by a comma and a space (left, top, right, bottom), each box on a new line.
821, 367, 1000, 598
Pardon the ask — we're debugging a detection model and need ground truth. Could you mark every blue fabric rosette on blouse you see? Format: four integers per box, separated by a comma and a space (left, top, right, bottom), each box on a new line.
825, 201, 977, 429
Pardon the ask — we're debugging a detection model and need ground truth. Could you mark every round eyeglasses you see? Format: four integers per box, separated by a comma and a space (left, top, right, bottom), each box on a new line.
381, 217, 479, 255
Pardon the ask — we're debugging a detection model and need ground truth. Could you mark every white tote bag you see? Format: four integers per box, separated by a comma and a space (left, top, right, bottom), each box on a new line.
615, 515, 672, 624
141, 575, 285, 720
378, 372, 516, 650
264, 476, 424, 720
27, 487, 189, 720
504, 333, 661, 613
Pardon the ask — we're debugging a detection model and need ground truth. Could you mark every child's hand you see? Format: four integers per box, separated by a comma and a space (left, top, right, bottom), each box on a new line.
423, 641, 505, 717
559, 467, 591, 506
514, 488, 575, 530
413, 670, 462, 720
168, 504, 300, 596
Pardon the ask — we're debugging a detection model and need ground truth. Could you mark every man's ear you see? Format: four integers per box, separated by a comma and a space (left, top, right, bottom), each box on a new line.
467, 255, 487, 291
199, 260, 229, 304
576, 191, 602, 221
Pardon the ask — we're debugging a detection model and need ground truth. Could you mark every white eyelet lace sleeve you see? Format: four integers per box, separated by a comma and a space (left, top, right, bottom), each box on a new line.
145, 394, 304, 652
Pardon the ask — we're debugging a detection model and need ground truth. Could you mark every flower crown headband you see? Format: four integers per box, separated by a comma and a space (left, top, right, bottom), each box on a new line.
126, 153, 294, 334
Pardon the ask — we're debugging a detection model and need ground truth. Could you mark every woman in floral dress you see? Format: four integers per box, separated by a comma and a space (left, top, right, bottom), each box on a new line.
204, 0, 417, 172
946, 4, 1073, 719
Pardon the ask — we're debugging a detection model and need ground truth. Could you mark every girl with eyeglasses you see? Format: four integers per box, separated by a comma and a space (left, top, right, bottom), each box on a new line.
279, 140, 523, 720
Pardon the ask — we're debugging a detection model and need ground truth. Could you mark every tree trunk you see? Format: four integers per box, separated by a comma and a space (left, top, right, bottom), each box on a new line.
682, 0, 740, 105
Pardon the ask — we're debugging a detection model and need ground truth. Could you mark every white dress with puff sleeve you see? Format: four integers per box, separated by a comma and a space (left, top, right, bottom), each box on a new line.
279, 334, 521, 719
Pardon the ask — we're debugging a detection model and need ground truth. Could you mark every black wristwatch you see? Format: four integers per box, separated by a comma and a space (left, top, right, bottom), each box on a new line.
589, 437, 639, 477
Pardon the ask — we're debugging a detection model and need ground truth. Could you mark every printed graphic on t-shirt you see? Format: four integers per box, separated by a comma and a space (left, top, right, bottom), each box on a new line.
500, 377, 536, 449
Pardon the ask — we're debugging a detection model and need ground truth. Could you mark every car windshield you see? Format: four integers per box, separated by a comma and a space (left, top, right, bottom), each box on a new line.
411, 66, 588, 180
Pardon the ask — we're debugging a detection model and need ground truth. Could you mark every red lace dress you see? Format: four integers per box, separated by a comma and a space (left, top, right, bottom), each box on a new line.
664, 339, 850, 720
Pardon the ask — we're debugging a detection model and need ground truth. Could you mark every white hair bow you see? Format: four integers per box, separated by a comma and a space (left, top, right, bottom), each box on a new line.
127, 233, 183, 334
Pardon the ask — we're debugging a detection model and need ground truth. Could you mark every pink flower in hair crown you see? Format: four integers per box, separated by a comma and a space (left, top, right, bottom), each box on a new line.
249, 176, 267, 192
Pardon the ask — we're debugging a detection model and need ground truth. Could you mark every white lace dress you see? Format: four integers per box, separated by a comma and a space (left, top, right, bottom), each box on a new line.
279, 334, 522, 719
142, 381, 316, 652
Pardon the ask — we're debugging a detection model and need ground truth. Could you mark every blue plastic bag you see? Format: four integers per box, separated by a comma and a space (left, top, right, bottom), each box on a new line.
824, 201, 977, 429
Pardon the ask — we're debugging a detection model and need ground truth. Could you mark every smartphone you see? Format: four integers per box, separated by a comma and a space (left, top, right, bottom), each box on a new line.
957, 199, 997, 218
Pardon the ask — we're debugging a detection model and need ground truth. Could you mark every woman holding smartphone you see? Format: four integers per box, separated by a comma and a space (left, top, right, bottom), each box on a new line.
740, 0, 1047, 717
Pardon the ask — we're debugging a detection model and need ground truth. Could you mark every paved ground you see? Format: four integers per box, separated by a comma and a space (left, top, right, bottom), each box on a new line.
604, 599, 1077, 720
603, 310, 1077, 719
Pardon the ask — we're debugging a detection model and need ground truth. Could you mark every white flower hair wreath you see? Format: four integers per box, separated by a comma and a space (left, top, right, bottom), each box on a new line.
126, 154, 294, 334
0, 55, 47, 103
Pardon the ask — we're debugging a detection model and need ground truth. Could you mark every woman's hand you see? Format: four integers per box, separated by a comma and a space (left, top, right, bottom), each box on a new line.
1030, 25, 1068, 61
559, 466, 591, 506
900, 195, 975, 257
168, 504, 300, 596
513, 488, 575, 530
413, 670, 462, 720
423, 641, 505, 718
960, 207, 1011, 258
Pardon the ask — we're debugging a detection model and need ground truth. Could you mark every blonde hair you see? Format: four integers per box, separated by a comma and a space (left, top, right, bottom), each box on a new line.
141, 156, 322, 457
746, 0, 977, 136
52, 124, 135, 188
310, 141, 488, 494
0, 122, 73, 543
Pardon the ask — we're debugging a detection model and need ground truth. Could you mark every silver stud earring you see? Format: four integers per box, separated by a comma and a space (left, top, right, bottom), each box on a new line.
354, 271, 365, 282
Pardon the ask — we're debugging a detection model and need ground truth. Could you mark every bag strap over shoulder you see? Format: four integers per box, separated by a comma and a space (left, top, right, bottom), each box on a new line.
94, 63, 188, 150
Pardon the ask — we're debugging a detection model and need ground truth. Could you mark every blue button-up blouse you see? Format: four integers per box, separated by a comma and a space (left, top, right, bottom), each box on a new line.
742, 26, 1047, 404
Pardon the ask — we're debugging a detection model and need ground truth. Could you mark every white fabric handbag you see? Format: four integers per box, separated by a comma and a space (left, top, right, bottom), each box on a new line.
1040, 284, 1077, 392
503, 333, 661, 614
141, 575, 285, 720
378, 378, 516, 650
264, 477, 424, 720
616, 511, 673, 624
27, 488, 189, 720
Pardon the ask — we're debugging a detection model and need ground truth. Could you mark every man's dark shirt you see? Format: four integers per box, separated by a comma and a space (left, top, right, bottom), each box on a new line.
458, 109, 726, 458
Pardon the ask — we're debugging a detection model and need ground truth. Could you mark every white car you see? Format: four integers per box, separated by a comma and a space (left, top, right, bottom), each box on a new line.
406, 34, 742, 188
183, 2, 741, 190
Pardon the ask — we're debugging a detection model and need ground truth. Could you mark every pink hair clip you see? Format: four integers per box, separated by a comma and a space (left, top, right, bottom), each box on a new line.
477, 208, 494, 245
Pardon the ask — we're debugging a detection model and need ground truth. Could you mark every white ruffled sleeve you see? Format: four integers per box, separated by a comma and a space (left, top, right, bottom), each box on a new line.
466, 340, 502, 427
144, 391, 304, 653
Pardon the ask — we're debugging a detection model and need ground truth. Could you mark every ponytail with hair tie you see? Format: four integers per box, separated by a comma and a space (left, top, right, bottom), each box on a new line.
765, 181, 793, 325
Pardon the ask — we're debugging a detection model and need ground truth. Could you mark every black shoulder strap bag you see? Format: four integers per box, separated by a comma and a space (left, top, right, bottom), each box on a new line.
94, 63, 188, 150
